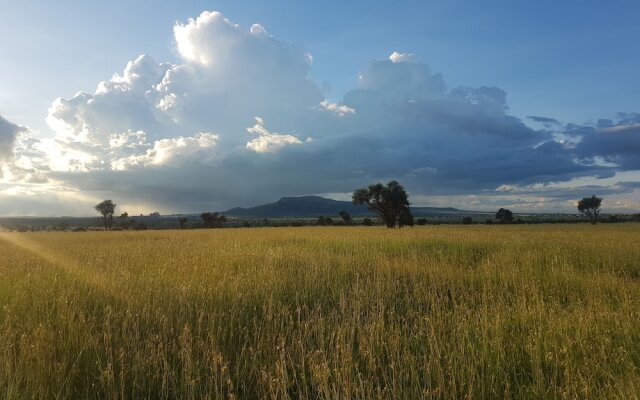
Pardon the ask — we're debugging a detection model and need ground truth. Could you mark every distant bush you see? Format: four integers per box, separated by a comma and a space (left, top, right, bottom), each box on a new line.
201, 212, 227, 228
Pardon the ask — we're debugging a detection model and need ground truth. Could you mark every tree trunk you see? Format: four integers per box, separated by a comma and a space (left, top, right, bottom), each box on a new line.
385, 215, 396, 228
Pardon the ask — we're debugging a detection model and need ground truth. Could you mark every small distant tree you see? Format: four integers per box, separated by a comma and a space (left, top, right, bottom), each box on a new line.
178, 217, 188, 229
95, 200, 116, 231
325, 217, 334, 226
577, 195, 602, 225
352, 181, 413, 228
339, 211, 353, 225
317, 216, 326, 226
462, 216, 473, 225
416, 218, 427, 226
495, 208, 513, 223
119, 212, 128, 218
362, 217, 373, 226
201, 212, 227, 228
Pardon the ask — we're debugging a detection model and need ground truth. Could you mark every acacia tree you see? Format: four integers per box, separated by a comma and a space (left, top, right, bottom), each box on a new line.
495, 208, 513, 223
577, 195, 602, 225
95, 200, 116, 231
339, 211, 353, 225
352, 181, 413, 228
201, 212, 227, 228
399, 207, 414, 228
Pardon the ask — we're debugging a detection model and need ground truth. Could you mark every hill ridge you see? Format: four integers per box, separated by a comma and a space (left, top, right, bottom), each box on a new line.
224, 196, 465, 218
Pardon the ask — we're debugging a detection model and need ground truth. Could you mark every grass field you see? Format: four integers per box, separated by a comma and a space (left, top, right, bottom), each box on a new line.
1, 225, 639, 399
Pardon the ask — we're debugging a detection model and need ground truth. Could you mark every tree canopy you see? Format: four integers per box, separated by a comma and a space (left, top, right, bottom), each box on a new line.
495, 208, 513, 223
352, 181, 413, 228
95, 200, 116, 231
338, 211, 353, 225
577, 195, 602, 225
201, 212, 227, 228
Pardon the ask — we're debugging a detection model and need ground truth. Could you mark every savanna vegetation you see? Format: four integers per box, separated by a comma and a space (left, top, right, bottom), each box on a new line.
1, 224, 640, 399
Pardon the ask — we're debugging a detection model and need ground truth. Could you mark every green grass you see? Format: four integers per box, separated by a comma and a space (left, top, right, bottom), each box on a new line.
1, 225, 640, 399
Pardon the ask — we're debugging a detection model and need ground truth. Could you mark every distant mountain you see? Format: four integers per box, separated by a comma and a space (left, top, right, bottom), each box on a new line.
224, 196, 466, 218
413, 206, 468, 215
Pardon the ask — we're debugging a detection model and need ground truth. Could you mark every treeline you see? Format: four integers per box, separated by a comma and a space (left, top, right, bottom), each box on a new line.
449, 214, 640, 226
4, 213, 639, 233
3, 182, 630, 232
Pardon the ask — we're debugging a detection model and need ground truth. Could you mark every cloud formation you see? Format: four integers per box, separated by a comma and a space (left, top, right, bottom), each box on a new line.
572, 113, 640, 170
1, 10, 639, 215
0, 114, 26, 162
246, 117, 310, 153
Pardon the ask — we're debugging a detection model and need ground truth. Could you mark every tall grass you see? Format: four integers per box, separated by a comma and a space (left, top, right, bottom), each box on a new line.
1, 225, 639, 399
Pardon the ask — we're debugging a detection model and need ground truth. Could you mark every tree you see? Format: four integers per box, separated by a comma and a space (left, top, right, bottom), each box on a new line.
495, 208, 513, 223
95, 200, 116, 231
399, 208, 414, 227
201, 212, 227, 228
462, 216, 473, 225
339, 211, 353, 225
352, 181, 413, 228
178, 217, 188, 229
577, 195, 602, 225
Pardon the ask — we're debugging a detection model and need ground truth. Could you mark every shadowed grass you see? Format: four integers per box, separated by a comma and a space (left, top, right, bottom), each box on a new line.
1, 225, 639, 399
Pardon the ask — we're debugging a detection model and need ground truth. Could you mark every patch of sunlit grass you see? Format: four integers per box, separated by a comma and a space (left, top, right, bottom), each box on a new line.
1, 225, 639, 398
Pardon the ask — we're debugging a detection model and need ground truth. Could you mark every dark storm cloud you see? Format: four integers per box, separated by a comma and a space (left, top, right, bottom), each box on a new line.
567, 114, 640, 169
527, 115, 560, 124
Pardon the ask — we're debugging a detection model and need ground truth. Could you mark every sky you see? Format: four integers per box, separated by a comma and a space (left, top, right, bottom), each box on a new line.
0, 0, 639, 216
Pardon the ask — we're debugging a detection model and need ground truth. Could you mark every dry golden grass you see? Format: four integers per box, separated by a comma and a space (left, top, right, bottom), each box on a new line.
1, 224, 639, 399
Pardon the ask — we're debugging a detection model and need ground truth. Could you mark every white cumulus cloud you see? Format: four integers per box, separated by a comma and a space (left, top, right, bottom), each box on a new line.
389, 51, 417, 63
1, 11, 639, 215
246, 117, 309, 153
318, 101, 355, 117
112, 132, 218, 170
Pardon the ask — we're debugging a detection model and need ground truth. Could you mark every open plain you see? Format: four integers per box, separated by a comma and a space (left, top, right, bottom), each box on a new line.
1, 225, 640, 399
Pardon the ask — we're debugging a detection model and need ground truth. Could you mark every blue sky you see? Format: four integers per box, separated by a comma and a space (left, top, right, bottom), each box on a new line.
0, 1, 639, 215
